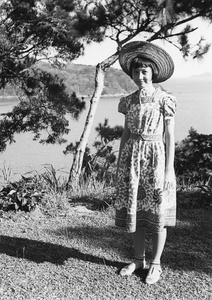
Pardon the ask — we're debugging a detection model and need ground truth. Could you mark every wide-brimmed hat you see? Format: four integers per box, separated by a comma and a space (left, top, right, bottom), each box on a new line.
119, 41, 174, 83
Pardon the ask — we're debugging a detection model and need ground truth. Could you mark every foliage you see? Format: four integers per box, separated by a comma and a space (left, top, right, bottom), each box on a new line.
175, 128, 212, 182
0, 0, 107, 151
40, 164, 67, 193
77, 0, 212, 59
0, 0, 105, 78
0, 75, 86, 151
0, 162, 13, 184
0, 164, 68, 212
0, 176, 43, 211
175, 128, 212, 207
0, 0, 80, 88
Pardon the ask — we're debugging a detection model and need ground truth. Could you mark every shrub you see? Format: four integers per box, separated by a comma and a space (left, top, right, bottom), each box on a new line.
0, 165, 68, 212
0, 176, 43, 212
175, 128, 212, 184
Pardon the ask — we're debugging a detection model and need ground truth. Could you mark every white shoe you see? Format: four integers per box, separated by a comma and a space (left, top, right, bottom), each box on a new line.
145, 263, 162, 284
119, 257, 146, 276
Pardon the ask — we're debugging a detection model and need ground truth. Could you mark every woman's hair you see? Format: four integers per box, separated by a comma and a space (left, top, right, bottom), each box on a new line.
130, 57, 159, 80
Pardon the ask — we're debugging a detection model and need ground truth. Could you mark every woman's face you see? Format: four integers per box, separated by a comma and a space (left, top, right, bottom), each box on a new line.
131, 66, 153, 89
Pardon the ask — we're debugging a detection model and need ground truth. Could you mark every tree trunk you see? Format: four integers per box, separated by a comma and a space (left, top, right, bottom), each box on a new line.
67, 28, 148, 186
67, 52, 119, 186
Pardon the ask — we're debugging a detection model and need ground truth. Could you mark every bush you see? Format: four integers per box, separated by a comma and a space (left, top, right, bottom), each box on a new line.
175, 128, 212, 207
175, 128, 212, 183
0, 176, 43, 212
0, 165, 68, 212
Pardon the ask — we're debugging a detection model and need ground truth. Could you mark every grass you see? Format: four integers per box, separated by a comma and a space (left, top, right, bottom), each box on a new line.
0, 168, 211, 299
0, 200, 212, 299
0, 163, 13, 185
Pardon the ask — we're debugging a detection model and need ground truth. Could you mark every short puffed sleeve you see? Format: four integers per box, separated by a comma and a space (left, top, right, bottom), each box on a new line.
163, 95, 177, 120
118, 96, 127, 115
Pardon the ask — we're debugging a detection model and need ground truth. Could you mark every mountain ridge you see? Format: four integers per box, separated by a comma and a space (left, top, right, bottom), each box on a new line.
40, 62, 137, 97
191, 72, 212, 78
0, 63, 137, 98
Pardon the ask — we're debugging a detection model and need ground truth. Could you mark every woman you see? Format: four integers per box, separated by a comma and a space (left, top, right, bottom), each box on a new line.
115, 41, 176, 285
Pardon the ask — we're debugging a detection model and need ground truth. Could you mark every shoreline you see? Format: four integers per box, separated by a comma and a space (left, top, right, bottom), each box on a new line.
0, 94, 125, 100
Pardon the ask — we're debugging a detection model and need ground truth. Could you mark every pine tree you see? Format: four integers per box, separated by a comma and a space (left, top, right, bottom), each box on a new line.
68, 0, 212, 185
0, 0, 107, 150
0, 1, 212, 185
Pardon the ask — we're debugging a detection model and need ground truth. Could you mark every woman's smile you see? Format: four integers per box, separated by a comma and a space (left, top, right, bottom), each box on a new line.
132, 66, 153, 88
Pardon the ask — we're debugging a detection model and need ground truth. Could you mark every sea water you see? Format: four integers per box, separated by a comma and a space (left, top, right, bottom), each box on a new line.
0, 77, 211, 180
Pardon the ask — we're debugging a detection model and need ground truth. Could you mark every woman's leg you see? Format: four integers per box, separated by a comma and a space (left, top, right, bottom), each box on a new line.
133, 227, 146, 259
145, 228, 167, 284
120, 227, 146, 276
151, 228, 167, 264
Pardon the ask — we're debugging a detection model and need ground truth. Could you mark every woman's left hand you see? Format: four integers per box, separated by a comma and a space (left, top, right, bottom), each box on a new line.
164, 168, 175, 190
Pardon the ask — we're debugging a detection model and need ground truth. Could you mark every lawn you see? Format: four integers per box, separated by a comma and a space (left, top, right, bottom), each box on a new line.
0, 198, 211, 300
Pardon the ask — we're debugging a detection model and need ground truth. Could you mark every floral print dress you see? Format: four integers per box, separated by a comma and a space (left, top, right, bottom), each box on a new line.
115, 87, 177, 233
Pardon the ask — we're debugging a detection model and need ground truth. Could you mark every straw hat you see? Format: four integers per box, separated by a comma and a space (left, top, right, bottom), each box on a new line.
119, 41, 174, 83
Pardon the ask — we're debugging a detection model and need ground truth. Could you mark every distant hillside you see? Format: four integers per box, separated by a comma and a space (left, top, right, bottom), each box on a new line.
40, 63, 137, 96
191, 72, 212, 78
0, 63, 137, 98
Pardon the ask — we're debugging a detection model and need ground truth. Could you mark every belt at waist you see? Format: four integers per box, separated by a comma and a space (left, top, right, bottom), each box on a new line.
130, 133, 163, 141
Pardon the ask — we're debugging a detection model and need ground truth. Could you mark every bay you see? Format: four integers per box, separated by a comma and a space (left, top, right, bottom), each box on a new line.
0, 77, 211, 181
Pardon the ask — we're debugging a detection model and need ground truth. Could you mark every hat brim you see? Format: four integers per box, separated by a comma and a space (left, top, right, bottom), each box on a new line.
119, 41, 174, 83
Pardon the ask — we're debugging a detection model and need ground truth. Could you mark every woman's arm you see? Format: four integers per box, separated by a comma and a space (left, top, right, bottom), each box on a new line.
164, 117, 175, 190
116, 120, 130, 179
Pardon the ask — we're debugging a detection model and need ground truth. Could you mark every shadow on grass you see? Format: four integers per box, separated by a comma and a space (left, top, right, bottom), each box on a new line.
69, 196, 113, 211
0, 235, 125, 270
163, 207, 212, 274
49, 207, 212, 275
48, 225, 133, 259
0, 207, 211, 276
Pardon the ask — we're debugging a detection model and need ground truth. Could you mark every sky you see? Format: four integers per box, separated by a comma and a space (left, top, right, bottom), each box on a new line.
73, 19, 212, 78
